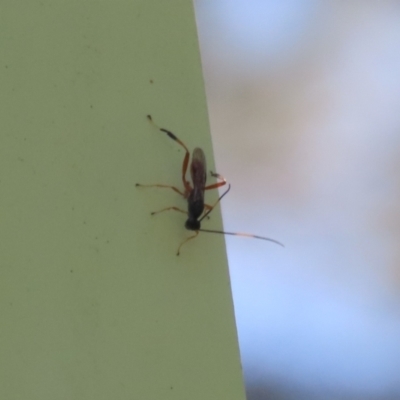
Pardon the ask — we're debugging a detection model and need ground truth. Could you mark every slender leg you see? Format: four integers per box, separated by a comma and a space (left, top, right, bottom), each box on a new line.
199, 184, 231, 222
151, 206, 187, 216
147, 115, 192, 193
177, 231, 199, 256
199, 172, 229, 220
135, 183, 185, 197
204, 171, 227, 190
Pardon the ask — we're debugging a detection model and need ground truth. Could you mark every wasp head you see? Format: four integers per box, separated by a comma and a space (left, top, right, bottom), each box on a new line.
185, 218, 200, 231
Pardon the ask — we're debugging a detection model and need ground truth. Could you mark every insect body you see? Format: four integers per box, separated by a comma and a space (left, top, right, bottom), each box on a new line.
136, 115, 283, 255
185, 147, 206, 230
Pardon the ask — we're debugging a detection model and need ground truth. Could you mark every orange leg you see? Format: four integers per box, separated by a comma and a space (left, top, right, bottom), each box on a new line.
204, 171, 227, 190
200, 172, 228, 219
151, 206, 187, 216
177, 231, 199, 256
199, 184, 232, 222
135, 183, 185, 197
147, 115, 192, 193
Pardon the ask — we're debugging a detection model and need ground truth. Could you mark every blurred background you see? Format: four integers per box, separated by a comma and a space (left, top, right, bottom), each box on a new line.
194, 1, 400, 399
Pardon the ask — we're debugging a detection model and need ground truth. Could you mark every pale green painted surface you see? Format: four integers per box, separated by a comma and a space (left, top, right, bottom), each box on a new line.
0, 1, 245, 399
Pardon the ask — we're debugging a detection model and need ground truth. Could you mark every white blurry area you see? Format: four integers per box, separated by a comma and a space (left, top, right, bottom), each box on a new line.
195, 1, 400, 399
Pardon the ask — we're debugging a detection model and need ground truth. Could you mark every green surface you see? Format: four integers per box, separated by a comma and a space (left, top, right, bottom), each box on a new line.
0, 1, 245, 399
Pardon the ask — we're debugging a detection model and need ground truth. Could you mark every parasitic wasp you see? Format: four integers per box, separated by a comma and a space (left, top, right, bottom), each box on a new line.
136, 115, 284, 255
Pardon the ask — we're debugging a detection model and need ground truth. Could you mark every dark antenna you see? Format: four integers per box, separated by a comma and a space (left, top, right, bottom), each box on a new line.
198, 184, 284, 247
199, 184, 232, 222
198, 228, 284, 247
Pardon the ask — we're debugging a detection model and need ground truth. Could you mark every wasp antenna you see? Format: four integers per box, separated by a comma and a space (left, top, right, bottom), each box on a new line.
198, 228, 284, 247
